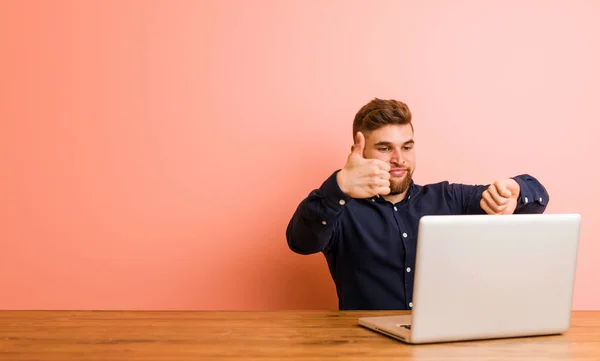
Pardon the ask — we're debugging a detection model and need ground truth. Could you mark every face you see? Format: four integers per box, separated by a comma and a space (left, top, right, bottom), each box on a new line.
363, 124, 416, 195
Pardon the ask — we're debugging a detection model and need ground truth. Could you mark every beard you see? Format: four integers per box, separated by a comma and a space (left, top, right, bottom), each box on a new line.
389, 169, 413, 195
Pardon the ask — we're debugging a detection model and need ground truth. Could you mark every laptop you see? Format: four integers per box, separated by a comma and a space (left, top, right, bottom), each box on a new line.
358, 213, 581, 344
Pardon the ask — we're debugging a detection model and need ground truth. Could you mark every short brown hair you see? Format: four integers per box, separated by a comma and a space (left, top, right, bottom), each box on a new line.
353, 98, 413, 137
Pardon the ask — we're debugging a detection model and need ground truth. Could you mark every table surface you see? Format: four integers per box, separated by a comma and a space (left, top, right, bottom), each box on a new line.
1, 310, 599, 360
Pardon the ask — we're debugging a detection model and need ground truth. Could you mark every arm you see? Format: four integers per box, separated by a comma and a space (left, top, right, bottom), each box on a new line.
286, 131, 391, 254
448, 174, 549, 214
286, 170, 352, 255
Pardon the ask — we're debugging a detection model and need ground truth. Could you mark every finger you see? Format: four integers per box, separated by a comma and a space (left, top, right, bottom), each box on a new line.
480, 197, 499, 215
368, 177, 389, 188
378, 169, 391, 180
487, 184, 509, 205
369, 177, 390, 189
482, 190, 507, 213
376, 186, 391, 195
370, 159, 391, 171
368, 165, 381, 177
376, 178, 390, 188
352, 132, 365, 157
494, 181, 512, 198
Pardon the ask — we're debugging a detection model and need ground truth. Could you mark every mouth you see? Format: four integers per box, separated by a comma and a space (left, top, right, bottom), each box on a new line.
389, 168, 407, 177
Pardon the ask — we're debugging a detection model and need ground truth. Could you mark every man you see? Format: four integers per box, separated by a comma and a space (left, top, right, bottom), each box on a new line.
286, 98, 549, 311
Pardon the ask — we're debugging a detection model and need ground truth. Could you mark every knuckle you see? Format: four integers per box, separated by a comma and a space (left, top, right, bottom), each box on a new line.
373, 159, 389, 169
481, 199, 495, 214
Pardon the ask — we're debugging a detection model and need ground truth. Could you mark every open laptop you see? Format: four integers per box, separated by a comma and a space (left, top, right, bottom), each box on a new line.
358, 213, 581, 344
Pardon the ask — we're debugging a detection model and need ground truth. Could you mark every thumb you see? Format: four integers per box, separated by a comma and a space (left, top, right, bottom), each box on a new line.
507, 179, 520, 198
351, 131, 365, 157
497, 182, 512, 198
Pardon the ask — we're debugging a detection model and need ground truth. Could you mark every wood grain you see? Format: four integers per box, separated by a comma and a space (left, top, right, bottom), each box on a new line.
1, 311, 599, 360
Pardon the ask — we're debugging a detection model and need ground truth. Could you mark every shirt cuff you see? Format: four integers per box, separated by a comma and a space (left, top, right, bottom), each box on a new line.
321, 170, 353, 209
511, 174, 548, 207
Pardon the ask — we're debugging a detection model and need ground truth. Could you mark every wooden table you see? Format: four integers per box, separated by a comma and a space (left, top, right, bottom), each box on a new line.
1, 310, 598, 360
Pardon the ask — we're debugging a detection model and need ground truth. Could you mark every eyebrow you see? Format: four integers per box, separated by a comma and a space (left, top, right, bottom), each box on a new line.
374, 140, 415, 146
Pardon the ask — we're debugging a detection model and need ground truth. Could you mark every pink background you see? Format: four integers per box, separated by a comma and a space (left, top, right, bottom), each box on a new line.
1, 1, 598, 310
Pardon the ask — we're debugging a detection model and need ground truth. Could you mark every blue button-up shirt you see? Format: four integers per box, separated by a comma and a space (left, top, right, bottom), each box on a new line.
286, 171, 549, 310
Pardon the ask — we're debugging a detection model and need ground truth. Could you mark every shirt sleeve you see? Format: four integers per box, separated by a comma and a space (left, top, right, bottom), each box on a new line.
446, 174, 549, 214
286, 170, 352, 255
511, 174, 549, 214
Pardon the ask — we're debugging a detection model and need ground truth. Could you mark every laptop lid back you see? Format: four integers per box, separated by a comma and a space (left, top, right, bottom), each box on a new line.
409, 214, 581, 343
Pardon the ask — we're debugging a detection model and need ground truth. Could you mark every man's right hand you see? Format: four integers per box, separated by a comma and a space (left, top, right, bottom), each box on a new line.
336, 131, 391, 198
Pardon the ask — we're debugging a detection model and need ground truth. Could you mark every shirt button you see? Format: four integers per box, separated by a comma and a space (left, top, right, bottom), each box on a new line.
524, 197, 529, 203
409, 302, 413, 308
322, 220, 327, 225
539, 197, 543, 202
339, 199, 346, 205
402, 233, 408, 238
408, 195, 411, 199
406, 267, 411, 273
393, 206, 398, 211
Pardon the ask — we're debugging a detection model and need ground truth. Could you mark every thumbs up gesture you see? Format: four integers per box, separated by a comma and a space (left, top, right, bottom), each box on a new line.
480, 179, 520, 214
336, 132, 391, 198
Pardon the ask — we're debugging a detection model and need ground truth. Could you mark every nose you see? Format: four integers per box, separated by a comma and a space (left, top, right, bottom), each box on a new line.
390, 148, 406, 165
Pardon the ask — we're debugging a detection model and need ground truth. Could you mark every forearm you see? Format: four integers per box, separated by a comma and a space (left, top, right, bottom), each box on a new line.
450, 174, 549, 215
286, 170, 351, 255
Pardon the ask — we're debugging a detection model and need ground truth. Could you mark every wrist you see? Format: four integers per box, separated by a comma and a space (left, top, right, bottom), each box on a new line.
336, 169, 350, 195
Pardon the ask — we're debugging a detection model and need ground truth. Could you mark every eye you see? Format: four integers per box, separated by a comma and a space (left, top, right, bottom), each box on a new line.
402, 146, 413, 151
377, 147, 389, 152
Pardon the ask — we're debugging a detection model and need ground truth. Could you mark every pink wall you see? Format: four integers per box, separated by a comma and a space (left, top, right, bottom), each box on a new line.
1, 0, 598, 310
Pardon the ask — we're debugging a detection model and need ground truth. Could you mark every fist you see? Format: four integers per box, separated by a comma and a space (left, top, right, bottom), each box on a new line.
480, 179, 520, 215
336, 131, 391, 198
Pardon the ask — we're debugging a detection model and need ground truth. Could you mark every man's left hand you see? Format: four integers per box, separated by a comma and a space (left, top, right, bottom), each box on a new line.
480, 179, 520, 215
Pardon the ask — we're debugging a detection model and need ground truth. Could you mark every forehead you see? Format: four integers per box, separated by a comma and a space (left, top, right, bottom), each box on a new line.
366, 124, 413, 143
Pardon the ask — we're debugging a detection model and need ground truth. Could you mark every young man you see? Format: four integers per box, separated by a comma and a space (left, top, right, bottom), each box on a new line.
286, 98, 549, 311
